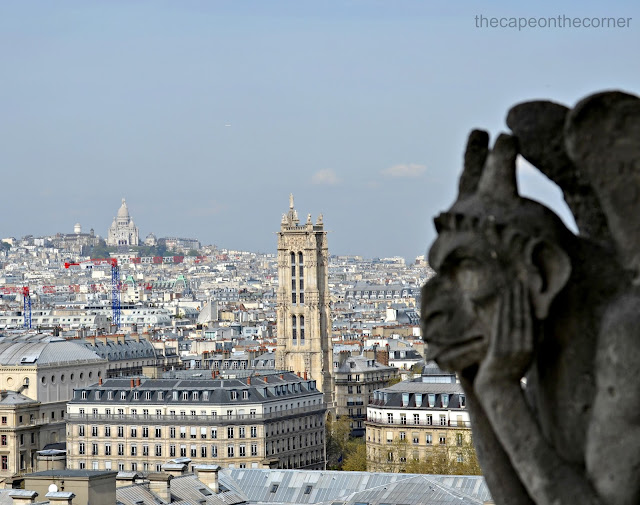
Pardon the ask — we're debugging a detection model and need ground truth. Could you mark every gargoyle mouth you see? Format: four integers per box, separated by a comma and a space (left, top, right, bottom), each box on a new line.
426, 335, 484, 361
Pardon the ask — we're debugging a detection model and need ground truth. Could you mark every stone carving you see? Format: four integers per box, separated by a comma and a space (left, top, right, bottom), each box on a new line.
421, 91, 640, 505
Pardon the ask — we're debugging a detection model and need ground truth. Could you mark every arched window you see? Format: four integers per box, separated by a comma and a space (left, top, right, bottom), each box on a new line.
292, 315, 297, 343
300, 316, 305, 344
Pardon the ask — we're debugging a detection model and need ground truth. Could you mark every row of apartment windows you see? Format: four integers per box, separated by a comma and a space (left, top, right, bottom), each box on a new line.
370, 430, 465, 446
374, 413, 465, 426
77, 425, 259, 439
1, 412, 65, 425
76, 442, 259, 458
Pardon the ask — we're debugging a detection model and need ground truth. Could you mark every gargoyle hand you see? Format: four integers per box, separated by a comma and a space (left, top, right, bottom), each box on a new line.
476, 281, 534, 386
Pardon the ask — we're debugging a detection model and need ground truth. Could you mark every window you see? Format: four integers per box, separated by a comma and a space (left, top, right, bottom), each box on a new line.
457, 452, 464, 463
143, 445, 149, 456
211, 445, 218, 457
79, 442, 85, 455
251, 443, 257, 456
1, 456, 7, 470
105, 426, 111, 437
121, 391, 126, 400
231, 391, 238, 400
92, 443, 98, 455
304, 486, 312, 495
131, 427, 137, 437
401, 414, 407, 425
170, 445, 176, 457
413, 433, 420, 444
239, 427, 245, 438
211, 428, 217, 439
118, 426, 124, 437
250, 426, 257, 437
105, 443, 111, 455
79, 426, 85, 436
227, 427, 234, 439
118, 443, 124, 456
400, 431, 406, 441
387, 413, 393, 424
0, 435, 5, 446
239, 445, 246, 457
201, 445, 207, 458
1, 417, 6, 425
426, 415, 432, 425
81, 391, 88, 400
457, 433, 464, 446
270, 484, 279, 493
182, 392, 189, 400
191, 445, 197, 457
440, 415, 447, 426
227, 445, 234, 457
426, 434, 432, 445
155, 444, 162, 456
180, 445, 187, 457
413, 414, 420, 425
92, 426, 98, 437
439, 435, 446, 445
170, 427, 176, 438
155, 427, 162, 437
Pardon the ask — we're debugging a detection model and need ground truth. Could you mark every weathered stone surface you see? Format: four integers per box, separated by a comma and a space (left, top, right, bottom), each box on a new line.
422, 91, 640, 505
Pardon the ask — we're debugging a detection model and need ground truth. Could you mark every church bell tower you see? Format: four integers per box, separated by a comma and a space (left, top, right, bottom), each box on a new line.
276, 195, 334, 406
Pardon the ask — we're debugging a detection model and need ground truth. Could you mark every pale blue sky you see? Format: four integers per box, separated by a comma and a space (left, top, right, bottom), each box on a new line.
1, 1, 638, 259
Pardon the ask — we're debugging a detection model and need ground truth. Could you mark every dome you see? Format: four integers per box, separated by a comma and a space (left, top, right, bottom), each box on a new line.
117, 198, 130, 219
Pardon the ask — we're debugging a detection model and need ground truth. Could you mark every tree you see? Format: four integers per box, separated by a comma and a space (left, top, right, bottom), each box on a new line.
187, 249, 199, 257
326, 416, 352, 469
342, 439, 367, 471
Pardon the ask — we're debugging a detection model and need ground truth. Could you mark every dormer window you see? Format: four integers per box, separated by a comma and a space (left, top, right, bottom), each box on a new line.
402, 393, 409, 407
459, 394, 465, 408
203, 391, 209, 400
442, 394, 450, 408
95, 391, 101, 400
415, 394, 423, 408
182, 392, 189, 400
158, 392, 164, 400
173, 391, 178, 401
145, 391, 152, 400
231, 391, 238, 400
193, 392, 199, 401
108, 391, 113, 400
133, 391, 139, 400
242, 390, 249, 400
120, 391, 126, 400
427, 394, 435, 407
81, 391, 87, 400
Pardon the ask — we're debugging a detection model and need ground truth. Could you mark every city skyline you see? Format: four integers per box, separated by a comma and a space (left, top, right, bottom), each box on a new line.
1, 1, 639, 259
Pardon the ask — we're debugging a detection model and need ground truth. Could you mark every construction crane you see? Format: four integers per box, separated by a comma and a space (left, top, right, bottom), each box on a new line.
64, 258, 121, 328
0, 286, 31, 328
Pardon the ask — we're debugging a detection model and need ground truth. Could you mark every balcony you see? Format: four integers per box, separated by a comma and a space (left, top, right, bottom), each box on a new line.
67, 403, 327, 425
365, 417, 472, 428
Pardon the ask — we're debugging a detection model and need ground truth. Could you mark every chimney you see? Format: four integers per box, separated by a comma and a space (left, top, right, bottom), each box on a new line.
303, 371, 308, 380
98, 378, 103, 386
263, 376, 268, 383
193, 465, 221, 494
45, 492, 75, 505
279, 374, 284, 380
130, 379, 135, 389
136, 378, 141, 387
162, 462, 188, 477
246, 377, 251, 385
211, 370, 216, 379
8, 491, 38, 505
148, 473, 172, 503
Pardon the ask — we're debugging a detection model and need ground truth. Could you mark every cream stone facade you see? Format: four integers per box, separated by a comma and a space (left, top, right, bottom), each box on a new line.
275, 195, 334, 407
107, 198, 139, 247
66, 373, 326, 472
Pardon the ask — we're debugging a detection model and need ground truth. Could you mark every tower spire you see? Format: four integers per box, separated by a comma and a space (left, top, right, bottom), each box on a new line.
289, 193, 294, 209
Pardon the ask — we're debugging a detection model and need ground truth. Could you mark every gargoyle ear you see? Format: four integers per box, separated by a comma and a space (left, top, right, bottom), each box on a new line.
525, 239, 571, 320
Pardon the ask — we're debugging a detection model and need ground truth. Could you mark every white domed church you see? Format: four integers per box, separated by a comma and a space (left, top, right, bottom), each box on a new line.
106, 198, 139, 246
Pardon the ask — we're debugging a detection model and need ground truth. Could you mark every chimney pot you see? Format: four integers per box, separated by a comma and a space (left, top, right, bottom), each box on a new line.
98, 378, 103, 386
246, 377, 251, 385
263, 376, 268, 383
136, 377, 141, 387
130, 379, 135, 389
304, 371, 308, 380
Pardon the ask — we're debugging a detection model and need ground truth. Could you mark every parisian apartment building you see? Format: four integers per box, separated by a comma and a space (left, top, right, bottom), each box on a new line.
365, 373, 472, 472
65, 372, 327, 473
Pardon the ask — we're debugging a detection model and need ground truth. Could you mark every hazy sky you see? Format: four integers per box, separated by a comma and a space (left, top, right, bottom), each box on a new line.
1, 1, 639, 259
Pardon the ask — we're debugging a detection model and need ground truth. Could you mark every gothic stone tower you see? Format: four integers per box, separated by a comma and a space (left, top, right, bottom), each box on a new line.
276, 195, 334, 406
